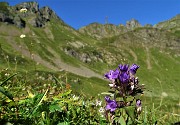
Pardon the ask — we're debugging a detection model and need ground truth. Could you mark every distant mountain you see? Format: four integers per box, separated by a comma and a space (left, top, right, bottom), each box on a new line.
79, 19, 142, 39
0, 1, 179, 98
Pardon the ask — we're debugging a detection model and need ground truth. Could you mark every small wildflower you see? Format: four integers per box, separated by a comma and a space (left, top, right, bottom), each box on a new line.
99, 107, 105, 113
129, 64, 140, 75
20, 8, 27, 13
105, 96, 117, 112
72, 95, 79, 101
104, 69, 119, 81
20, 34, 26, 38
136, 99, 142, 114
119, 64, 129, 73
119, 72, 130, 84
5, 73, 10, 76
96, 99, 102, 106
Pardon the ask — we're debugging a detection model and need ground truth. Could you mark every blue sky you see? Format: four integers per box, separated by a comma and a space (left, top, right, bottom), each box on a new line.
6, 0, 180, 29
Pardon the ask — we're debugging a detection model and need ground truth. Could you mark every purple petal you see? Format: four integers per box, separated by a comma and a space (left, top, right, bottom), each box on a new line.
104, 69, 119, 80
105, 96, 110, 102
136, 99, 141, 107
130, 64, 140, 75
119, 64, 129, 72
105, 100, 117, 112
119, 72, 130, 84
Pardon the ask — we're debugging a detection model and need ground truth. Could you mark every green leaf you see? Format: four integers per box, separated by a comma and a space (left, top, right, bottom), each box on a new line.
0, 86, 14, 101
58, 89, 72, 97
57, 122, 69, 125
49, 104, 61, 113
125, 106, 136, 122
0, 73, 17, 86
119, 115, 126, 125
30, 89, 49, 117
101, 92, 114, 97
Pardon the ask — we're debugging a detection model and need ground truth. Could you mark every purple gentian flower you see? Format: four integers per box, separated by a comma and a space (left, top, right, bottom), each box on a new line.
105, 96, 117, 112
119, 64, 129, 72
136, 99, 142, 114
136, 99, 141, 107
104, 68, 119, 80
129, 64, 140, 75
105, 96, 111, 102
119, 72, 130, 84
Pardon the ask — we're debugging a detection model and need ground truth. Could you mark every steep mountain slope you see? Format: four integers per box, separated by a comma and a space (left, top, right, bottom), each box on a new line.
0, 1, 179, 108
0, 1, 102, 79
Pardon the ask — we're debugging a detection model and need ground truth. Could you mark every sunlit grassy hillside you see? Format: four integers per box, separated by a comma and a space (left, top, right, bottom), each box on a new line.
0, 2, 179, 123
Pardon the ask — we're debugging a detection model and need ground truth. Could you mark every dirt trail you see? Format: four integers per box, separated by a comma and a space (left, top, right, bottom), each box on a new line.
47, 47, 103, 78
128, 49, 137, 62
145, 47, 152, 69
4, 36, 103, 79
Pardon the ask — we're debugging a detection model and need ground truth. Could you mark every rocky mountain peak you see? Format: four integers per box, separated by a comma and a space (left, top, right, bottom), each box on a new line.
126, 18, 142, 30
78, 18, 142, 39
13, 1, 39, 14
0, 1, 61, 28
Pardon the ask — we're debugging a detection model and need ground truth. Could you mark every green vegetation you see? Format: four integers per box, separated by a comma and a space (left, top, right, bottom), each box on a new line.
0, 2, 179, 124
0, 2, 9, 14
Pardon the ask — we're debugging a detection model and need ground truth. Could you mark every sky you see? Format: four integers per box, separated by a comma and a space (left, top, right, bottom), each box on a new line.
4, 0, 180, 29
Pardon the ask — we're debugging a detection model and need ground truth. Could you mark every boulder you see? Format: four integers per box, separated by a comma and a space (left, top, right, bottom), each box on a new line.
126, 19, 142, 30
13, 15, 26, 28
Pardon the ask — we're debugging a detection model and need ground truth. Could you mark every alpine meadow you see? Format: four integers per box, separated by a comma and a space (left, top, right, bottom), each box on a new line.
0, 1, 179, 124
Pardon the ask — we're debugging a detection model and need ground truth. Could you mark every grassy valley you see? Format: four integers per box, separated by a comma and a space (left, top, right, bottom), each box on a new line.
0, 1, 179, 124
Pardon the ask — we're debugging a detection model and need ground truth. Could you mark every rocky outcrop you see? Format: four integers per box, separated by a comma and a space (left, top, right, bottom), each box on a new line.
29, 6, 59, 27
126, 19, 142, 30
63, 46, 104, 63
13, 15, 26, 28
12, 1, 39, 15
0, 13, 13, 23
0, 12, 25, 28
0, 1, 61, 28
79, 19, 142, 39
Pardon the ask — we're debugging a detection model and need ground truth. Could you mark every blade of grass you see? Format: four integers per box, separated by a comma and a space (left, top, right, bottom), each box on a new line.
30, 89, 49, 117
53, 75, 63, 89
0, 86, 14, 101
0, 73, 17, 86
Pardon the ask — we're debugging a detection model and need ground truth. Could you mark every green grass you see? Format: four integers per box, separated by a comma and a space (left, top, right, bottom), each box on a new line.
0, 12, 180, 124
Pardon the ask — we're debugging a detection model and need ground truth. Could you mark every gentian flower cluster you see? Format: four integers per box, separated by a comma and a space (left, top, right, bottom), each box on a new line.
103, 64, 144, 122
104, 64, 143, 97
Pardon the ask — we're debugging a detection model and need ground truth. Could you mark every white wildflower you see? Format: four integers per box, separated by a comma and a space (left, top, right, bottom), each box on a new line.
96, 100, 102, 106
20, 34, 26, 38
72, 95, 79, 101
20, 8, 27, 13
99, 107, 105, 113
5, 73, 10, 76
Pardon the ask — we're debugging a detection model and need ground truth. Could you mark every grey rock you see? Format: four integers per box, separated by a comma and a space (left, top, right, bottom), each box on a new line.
0, 1, 65, 28
80, 53, 91, 63
0, 12, 13, 24
13, 15, 25, 28
126, 18, 142, 30
39, 6, 59, 21
13, 1, 39, 14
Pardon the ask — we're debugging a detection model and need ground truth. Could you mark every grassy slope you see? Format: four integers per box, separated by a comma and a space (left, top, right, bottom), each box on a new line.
0, 16, 179, 117
93, 33, 180, 121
